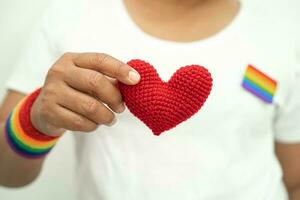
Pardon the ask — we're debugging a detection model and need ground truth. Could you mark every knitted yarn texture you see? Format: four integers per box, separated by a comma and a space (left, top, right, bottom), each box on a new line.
119, 59, 213, 136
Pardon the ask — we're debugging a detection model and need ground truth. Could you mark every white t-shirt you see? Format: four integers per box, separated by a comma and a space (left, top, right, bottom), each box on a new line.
6, 0, 300, 199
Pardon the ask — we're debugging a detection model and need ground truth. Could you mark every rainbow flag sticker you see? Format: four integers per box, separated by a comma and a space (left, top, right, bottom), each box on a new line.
242, 65, 277, 104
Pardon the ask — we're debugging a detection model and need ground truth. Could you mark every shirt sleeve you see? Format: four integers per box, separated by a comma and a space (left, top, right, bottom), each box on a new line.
5, 0, 79, 95
274, 45, 300, 143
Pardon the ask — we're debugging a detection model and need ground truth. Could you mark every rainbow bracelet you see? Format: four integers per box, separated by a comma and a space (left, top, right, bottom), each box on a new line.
4, 89, 60, 159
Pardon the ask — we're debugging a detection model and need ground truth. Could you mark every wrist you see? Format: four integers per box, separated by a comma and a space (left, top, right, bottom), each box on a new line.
30, 100, 65, 137
4, 88, 62, 159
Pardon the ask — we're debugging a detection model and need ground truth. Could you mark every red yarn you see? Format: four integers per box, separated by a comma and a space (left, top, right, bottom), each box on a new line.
19, 88, 59, 141
119, 59, 213, 136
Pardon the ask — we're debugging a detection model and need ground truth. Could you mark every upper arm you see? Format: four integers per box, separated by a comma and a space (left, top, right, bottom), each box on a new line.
0, 90, 26, 123
275, 142, 300, 192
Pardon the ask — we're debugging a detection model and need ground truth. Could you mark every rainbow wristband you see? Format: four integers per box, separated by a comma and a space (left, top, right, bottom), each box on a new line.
4, 88, 60, 159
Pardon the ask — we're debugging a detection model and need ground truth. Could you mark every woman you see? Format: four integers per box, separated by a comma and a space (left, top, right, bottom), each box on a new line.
0, 0, 299, 199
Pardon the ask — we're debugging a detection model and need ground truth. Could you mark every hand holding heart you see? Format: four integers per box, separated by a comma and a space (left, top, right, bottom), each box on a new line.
31, 52, 212, 136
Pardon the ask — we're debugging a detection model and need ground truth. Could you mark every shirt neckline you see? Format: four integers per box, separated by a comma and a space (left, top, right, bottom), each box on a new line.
113, 0, 245, 48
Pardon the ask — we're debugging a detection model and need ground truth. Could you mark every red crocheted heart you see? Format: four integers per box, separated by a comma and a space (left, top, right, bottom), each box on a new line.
119, 59, 213, 136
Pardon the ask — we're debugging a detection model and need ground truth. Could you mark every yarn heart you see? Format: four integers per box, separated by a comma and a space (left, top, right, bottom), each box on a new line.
119, 59, 213, 136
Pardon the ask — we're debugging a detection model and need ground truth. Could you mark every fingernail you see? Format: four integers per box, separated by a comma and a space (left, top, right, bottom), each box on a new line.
115, 103, 125, 113
128, 70, 141, 83
107, 117, 117, 127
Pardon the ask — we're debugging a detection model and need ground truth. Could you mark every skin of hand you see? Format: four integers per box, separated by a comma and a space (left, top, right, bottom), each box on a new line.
30, 52, 141, 136
0, 52, 140, 187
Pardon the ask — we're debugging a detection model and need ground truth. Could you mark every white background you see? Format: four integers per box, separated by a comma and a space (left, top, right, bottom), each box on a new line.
0, 0, 299, 200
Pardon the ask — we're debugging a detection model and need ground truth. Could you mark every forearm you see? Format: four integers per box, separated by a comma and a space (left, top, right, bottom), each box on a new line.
0, 122, 45, 188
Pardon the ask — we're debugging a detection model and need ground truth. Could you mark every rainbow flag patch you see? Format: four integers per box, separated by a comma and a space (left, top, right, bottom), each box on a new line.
242, 65, 277, 104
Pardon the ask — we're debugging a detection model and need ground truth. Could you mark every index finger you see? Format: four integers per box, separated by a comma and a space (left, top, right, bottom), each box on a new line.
73, 53, 140, 85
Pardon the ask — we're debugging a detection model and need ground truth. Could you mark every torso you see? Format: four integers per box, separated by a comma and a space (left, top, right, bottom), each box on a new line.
55, 0, 297, 199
